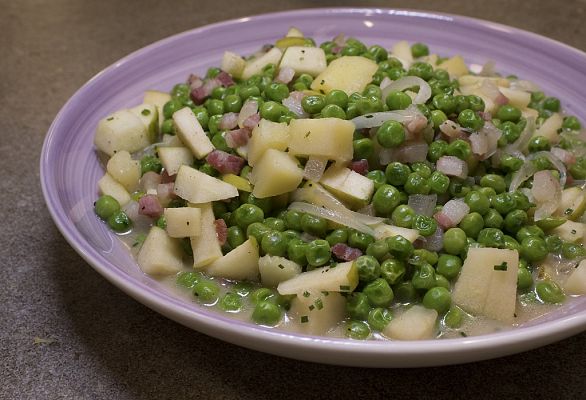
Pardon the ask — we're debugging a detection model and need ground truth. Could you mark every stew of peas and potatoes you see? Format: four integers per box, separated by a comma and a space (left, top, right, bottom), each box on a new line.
93, 28, 586, 341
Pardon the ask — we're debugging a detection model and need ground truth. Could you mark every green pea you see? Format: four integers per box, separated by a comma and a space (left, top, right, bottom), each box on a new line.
348, 230, 375, 251
366, 239, 390, 261
326, 228, 348, 246
385, 162, 411, 186
467, 95, 485, 112
263, 217, 285, 232
239, 85, 261, 100
503, 234, 521, 251
528, 135, 551, 153
443, 228, 467, 255
300, 214, 328, 237
387, 235, 414, 260
325, 89, 349, 108
517, 267, 533, 290
562, 116, 581, 131
408, 62, 434, 80
478, 186, 497, 200
380, 258, 406, 285
252, 300, 282, 326
431, 109, 448, 128
140, 155, 163, 175
302, 95, 326, 114
503, 210, 528, 234
452, 95, 470, 114
412, 249, 439, 266
210, 86, 226, 100
413, 215, 438, 237
446, 139, 472, 161
287, 239, 308, 266
434, 274, 450, 290
161, 118, 175, 135
306, 239, 331, 267
501, 121, 521, 143
94, 195, 120, 220
496, 104, 522, 122
444, 306, 463, 328
429, 171, 450, 194
227, 226, 245, 248
385, 91, 412, 110
542, 97, 560, 112
367, 308, 393, 331
234, 204, 264, 230
376, 120, 406, 148
448, 181, 470, 198
353, 138, 374, 159
458, 212, 484, 239
207, 114, 223, 135
363, 84, 382, 99
366, 170, 387, 191
561, 242, 586, 259
355, 255, 381, 282
536, 280, 565, 304
283, 210, 303, 231
436, 254, 462, 280
265, 82, 289, 102
107, 210, 131, 233
499, 154, 524, 172
176, 271, 203, 288
516, 225, 545, 242
412, 263, 436, 290
219, 292, 243, 312
321, 104, 346, 119
246, 222, 270, 242
162, 99, 182, 119
345, 320, 371, 340
260, 101, 285, 122
393, 281, 418, 302
261, 231, 288, 257
388, 67, 406, 80
464, 191, 491, 215
433, 69, 450, 81
193, 280, 220, 304
391, 204, 416, 228
346, 292, 371, 320
372, 184, 401, 215
423, 287, 451, 313
480, 174, 507, 194
457, 109, 484, 131
222, 94, 242, 113
520, 237, 548, 262
205, 98, 224, 116
410, 162, 431, 179
432, 93, 457, 115
483, 208, 504, 229
411, 42, 429, 58
491, 193, 516, 215
477, 228, 505, 248
250, 287, 273, 304
404, 173, 430, 195
363, 278, 394, 307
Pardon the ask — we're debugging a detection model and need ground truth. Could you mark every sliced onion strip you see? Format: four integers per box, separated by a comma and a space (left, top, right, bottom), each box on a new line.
381, 76, 432, 105
288, 201, 375, 236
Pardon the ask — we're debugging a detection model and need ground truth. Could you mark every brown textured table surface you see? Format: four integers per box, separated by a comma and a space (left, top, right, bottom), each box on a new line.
2, 0, 586, 398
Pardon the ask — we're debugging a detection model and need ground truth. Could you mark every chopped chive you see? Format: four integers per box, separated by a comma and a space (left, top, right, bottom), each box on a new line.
494, 261, 508, 271
301, 315, 309, 323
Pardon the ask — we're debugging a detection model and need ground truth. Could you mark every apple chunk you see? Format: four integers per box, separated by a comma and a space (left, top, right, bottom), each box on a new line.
173, 165, 238, 203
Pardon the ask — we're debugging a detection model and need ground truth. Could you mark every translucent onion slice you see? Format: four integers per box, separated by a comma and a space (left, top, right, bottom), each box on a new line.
505, 117, 536, 154
291, 183, 384, 226
351, 107, 422, 130
288, 201, 375, 236
408, 194, 437, 217
423, 225, 444, 252
381, 76, 432, 104
529, 151, 567, 188
237, 99, 258, 128
532, 170, 562, 221
509, 161, 537, 192
303, 156, 327, 181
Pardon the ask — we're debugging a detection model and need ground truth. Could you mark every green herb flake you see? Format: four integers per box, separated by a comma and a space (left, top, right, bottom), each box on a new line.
314, 298, 324, 310
565, 208, 574, 215
494, 261, 508, 271
303, 290, 310, 298
321, 291, 329, 296
305, 131, 311, 138
132, 234, 147, 248
278, 264, 285, 269
571, 229, 577, 235
460, 332, 468, 337
308, 305, 315, 311
106, 117, 114, 121
141, 109, 151, 116
301, 315, 309, 323
339, 285, 350, 291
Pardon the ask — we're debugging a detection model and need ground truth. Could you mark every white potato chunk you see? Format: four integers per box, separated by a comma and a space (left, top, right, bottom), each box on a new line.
533, 113, 563, 143
189, 203, 222, 268
319, 164, 374, 209
97, 173, 131, 206
258, 255, 302, 287
172, 107, 214, 159
279, 46, 327, 77
564, 260, 586, 295
137, 226, 184, 275
247, 119, 290, 166
157, 147, 194, 176
383, 305, 438, 340
106, 150, 140, 192
288, 118, 354, 162
250, 150, 303, 198
144, 90, 171, 132
552, 220, 586, 245
310, 56, 378, 95
241, 47, 283, 80
372, 223, 420, 243
206, 238, 260, 281
173, 165, 238, 203
164, 207, 201, 238
277, 261, 358, 295
289, 290, 346, 335
221, 51, 246, 79
94, 109, 150, 156
129, 104, 158, 143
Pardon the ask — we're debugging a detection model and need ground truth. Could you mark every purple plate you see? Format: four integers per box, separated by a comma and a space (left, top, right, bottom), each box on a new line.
40, 8, 586, 367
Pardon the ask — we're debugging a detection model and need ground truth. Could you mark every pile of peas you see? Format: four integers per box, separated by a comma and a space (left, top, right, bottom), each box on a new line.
95, 35, 584, 339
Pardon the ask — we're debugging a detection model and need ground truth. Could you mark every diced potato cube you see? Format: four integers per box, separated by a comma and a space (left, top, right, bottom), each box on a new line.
157, 147, 194, 176
129, 104, 159, 143
206, 238, 260, 281
174, 165, 238, 203
310, 56, 378, 95
458, 75, 509, 88
533, 113, 563, 143
106, 150, 140, 192
437, 55, 469, 78
372, 223, 420, 243
452, 248, 519, 323
319, 165, 374, 209
383, 305, 438, 340
144, 90, 171, 132
241, 47, 283, 80
279, 46, 327, 77
137, 226, 184, 275
288, 118, 354, 162
247, 119, 290, 166
94, 109, 150, 156
277, 261, 358, 295
98, 173, 131, 206
221, 51, 246, 79
286, 26, 304, 37
164, 207, 202, 238
390, 40, 413, 67
250, 149, 303, 198
289, 290, 346, 335
552, 220, 586, 244
564, 259, 586, 295
499, 87, 531, 109
189, 203, 222, 268
172, 107, 214, 159
557, 187, 586, 221
258, 255, 302, 287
